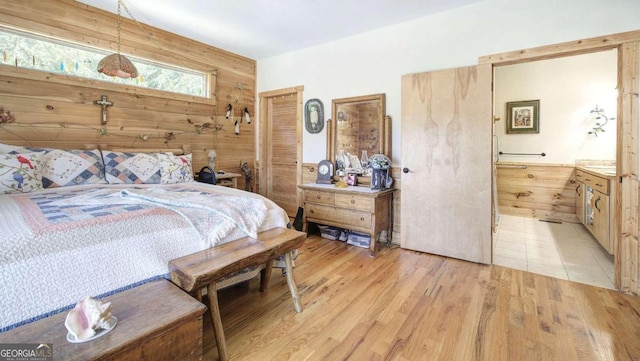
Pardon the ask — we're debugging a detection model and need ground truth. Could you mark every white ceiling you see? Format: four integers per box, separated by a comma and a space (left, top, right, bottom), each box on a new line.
77, 0, 484, 60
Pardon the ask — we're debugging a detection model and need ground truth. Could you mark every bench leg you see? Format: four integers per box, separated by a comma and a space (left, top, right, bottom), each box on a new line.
285, 251, 303, 313
260, 259, 273, 292
206, 283, 229, 361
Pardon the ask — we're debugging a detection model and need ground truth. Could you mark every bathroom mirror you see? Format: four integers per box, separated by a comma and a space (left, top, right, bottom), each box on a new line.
327, 93, 390, 174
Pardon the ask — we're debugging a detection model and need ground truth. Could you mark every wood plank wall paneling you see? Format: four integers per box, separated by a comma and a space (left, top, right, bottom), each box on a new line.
358, 102, 380, 154
496, 163, 579, 223
301, 163, 401, 244
619, 42, 640, 294
0, 0, 257, 180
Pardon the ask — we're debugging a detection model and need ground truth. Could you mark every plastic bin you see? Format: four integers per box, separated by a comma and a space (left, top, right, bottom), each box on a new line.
318, 225, 342, 240
347, 231, 371, 248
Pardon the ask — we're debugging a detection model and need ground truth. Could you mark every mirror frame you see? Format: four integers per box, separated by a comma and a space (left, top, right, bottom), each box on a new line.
326, 93, 390, 166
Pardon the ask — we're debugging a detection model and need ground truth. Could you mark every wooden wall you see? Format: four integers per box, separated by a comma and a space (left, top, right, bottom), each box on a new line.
496, 163, 578, 223
336, 103, 359, 156
335, 101, 380, 159
357, 101, 380, 155
0, 0, 257, 191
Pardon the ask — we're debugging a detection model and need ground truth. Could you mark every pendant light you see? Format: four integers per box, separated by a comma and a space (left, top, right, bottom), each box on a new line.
97, 0, 138, 79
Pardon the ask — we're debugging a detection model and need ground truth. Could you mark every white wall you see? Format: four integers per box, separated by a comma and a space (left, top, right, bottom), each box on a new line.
494, 50, 617, 164
257, 0, 640, 165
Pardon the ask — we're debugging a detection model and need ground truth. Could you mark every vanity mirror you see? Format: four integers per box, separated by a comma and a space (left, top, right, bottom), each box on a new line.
327, 93, 390, 180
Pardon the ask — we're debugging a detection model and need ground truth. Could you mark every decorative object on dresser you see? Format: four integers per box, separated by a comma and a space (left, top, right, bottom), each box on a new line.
316, 159, 333, 184
367, 153, 392, 190
304, 98, 324, 133
506, 100, 540, 134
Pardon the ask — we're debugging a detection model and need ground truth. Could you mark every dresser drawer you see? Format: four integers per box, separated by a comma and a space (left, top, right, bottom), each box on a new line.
305, 203, 372, 229
583, 173, 609, 195
335, 193, 373, 211
304, 190, 335, 205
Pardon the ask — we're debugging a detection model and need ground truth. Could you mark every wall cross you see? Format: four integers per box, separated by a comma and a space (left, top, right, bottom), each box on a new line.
93, 95, 113, 125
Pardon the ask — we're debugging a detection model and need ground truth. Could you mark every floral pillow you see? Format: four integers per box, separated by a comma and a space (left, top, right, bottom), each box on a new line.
157, 153, 194, 184
102, 151, 162, 184
40, 149, 107, 188
0, 152, 45, 194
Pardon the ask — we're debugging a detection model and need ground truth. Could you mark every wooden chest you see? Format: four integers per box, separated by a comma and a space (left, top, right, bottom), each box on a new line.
0, 279, 206, 361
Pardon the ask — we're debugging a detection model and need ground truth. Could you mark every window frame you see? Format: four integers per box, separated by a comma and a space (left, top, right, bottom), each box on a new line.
0, 25, 217, 106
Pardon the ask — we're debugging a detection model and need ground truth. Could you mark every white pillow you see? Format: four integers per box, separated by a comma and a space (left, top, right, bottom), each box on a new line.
102, 151, 161, 184
157, 153, 194, 184
0, 152, 45, 194
40, 149, 107, 188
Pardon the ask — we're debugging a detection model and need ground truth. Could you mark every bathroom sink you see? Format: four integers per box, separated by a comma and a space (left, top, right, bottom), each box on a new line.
584, 166, 615, 170
583, 166, 616, 176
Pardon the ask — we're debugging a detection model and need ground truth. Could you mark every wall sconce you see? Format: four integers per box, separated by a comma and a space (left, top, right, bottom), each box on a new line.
588, 105, 614, 137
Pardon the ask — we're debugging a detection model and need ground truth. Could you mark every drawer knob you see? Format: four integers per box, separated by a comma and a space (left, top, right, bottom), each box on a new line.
360, 217, 365, 221
351, 199, 355, 204
310, 210, 314, 214
595, 183, 602, 187
317, 195, 321, 199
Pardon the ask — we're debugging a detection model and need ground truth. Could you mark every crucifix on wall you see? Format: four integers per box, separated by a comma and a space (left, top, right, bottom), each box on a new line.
93, 95, 113, 125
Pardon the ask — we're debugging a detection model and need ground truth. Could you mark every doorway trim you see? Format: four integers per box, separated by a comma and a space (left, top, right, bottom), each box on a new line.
258, 85, 304, 210
479, 30, 640, 294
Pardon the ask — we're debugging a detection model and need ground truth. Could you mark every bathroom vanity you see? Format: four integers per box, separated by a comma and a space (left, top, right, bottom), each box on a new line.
575, 165, 616, 254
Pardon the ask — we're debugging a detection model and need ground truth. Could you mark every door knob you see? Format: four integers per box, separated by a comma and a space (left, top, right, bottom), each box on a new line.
402, 167, 412, 174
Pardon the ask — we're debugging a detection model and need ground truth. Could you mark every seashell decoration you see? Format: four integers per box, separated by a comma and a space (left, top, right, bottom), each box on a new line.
64, 297, 113, 341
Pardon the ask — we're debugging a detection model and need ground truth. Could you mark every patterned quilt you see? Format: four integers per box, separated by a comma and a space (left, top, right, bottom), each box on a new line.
0, 182, 289, 332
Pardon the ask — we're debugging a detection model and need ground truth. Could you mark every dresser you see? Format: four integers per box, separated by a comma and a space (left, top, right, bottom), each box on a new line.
299, 183, 394, 256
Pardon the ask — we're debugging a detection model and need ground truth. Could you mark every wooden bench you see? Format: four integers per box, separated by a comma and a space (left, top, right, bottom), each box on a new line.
169, 227, 307, 361
0, 279, 207, 361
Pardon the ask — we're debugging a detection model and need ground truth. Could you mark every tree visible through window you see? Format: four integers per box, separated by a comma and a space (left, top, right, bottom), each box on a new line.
0, 27, 208, 98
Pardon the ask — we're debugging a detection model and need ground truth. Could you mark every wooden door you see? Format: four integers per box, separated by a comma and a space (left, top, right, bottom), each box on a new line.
260, 87, 303, 218
400, 65, 492, 264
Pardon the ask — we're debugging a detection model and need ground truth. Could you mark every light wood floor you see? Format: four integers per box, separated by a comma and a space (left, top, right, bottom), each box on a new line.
203, 235, 640, 361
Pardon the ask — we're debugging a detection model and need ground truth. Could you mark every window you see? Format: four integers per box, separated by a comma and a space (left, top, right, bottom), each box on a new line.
0, 27, 208, 98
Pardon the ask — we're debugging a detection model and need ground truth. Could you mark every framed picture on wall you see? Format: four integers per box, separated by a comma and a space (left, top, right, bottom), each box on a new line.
506, 100, 540, 134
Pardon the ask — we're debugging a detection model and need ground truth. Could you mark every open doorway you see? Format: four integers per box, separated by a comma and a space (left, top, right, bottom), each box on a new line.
492, 50, 618, 289
484, 35, 640, 295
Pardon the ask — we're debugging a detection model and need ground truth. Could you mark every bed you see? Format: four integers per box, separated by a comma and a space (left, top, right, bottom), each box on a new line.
0, 144, 290, 333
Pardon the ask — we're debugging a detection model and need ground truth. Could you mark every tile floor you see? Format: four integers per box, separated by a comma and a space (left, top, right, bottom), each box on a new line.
493, 214, 615, 289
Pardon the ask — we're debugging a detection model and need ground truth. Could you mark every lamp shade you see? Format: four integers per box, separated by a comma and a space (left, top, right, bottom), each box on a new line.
97, 53, 138, 79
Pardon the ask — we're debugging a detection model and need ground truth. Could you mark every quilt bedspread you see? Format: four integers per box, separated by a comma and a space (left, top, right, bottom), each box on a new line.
0, 182, 289, 332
